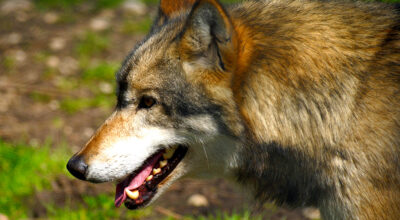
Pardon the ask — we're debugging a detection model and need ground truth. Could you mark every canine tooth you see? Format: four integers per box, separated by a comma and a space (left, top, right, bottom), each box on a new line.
159, 160, 168, 168
163, 150, 174, 159
153, 168, 161, 175
125, 189, 139, 200
146, 175, 153, 181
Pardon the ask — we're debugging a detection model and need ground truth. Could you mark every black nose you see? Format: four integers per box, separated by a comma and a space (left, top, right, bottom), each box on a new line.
67, 155, 88, 180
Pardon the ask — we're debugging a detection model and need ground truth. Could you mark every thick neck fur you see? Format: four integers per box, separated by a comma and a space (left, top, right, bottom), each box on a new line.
226, 1, 400, 219
233, 141, 321, 205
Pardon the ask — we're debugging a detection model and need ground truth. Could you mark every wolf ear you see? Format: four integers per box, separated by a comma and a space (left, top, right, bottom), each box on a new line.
160, 0, 197, 17
153, 0, 197, 28
179, 0, 236, 72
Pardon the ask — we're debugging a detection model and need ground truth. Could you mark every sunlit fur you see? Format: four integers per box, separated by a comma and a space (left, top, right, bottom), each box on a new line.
69, 0, 400, 219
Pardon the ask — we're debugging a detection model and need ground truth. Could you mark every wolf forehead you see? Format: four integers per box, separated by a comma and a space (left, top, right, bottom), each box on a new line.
114, 15, 187, 97
116, 15, 188, 87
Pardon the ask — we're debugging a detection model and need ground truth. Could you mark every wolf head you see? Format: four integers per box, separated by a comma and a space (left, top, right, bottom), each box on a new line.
67, 0, 244, 209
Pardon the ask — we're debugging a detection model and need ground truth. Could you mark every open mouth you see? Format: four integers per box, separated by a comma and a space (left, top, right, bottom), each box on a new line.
115, 145, 188, 209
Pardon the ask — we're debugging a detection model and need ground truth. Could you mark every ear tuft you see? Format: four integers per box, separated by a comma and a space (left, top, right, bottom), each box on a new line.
152, 0, 197, 31
160, 0, 197, 17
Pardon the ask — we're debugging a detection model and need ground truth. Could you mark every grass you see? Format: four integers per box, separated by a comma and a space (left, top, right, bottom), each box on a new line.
57, 61, 119, 114
75, 31, 111, 72
2, 56, 16, 72
34, 0, 84, 10
76, 31, 110, 59
33, 0, 400, 11
122, 17, 153, 34
34, 0, 125, 11
192, 211, 263, 220
47, 204, 262, 220
140, 0, 243, 5
82, 62, 119, 82
46, 194, 153, 220
0, 139, 69, 219
60, 94, 115, 114
30, 92, 52, 103
34, 0, 245, 10
0, 139, 153, 219
93, 0, 125, 10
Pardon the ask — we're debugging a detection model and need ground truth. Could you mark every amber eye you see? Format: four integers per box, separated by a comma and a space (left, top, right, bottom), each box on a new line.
138, 96, 156, 109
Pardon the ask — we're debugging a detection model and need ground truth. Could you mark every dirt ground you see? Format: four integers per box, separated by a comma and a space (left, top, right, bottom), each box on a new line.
0, 1, 314, 219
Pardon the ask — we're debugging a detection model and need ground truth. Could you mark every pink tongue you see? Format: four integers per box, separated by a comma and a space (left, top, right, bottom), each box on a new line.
115, 153, 162, 207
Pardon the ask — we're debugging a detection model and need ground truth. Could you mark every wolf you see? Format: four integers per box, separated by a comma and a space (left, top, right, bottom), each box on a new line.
67, 0, 400, 219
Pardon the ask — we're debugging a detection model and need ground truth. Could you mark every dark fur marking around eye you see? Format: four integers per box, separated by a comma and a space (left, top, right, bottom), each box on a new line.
138, 96, 156, 109
117, 79, 129, 109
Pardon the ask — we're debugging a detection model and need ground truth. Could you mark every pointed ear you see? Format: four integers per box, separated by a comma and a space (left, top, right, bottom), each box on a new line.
161, 0, 197, 17
179, 0, 236, 72
153, 0, 197, 28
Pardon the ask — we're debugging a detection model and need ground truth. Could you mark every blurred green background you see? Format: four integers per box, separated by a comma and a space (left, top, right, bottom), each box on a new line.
0, 0, 398, 219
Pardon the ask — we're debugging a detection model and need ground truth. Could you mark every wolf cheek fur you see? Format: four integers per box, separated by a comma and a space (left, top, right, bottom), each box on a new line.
67, 0, 400, 219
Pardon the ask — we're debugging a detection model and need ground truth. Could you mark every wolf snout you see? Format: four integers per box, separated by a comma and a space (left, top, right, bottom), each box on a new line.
67, 155, 88, 181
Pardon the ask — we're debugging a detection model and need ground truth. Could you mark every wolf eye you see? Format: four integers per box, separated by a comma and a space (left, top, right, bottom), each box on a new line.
138, 96, 156, 109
